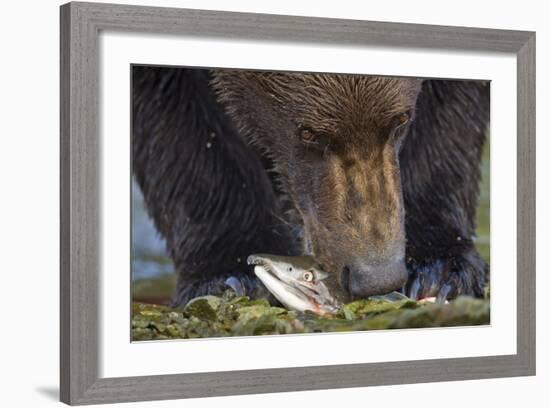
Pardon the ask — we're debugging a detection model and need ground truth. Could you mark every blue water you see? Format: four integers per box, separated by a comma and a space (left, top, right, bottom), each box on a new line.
131, 179, 174, 280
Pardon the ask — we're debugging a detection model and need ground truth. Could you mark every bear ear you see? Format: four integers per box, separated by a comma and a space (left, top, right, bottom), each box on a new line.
210, 70, 267, 116
210, 70, 267, 101
209, 70, 286, 148
210, 70, 300, 108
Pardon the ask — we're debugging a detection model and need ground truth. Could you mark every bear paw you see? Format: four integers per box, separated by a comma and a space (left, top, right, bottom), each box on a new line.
224, 276, 247, 296
404, 249, 488, 302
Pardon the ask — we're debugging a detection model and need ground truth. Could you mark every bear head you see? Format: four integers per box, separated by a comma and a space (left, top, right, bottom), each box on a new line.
211, 70, 422, 300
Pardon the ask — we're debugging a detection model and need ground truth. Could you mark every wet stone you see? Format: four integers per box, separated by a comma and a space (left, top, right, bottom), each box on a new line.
132, 289, 490, 340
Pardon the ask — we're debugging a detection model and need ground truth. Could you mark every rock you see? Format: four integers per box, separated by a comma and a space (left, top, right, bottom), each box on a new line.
131, 290, 490, 340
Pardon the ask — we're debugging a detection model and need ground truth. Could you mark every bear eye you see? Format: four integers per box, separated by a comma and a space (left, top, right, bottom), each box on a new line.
300, 128, 318, 144
397, 113, 410, 126
395, 111, 411, 129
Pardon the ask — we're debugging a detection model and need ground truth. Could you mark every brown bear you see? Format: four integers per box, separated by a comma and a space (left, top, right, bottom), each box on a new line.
132, 66, 489, 307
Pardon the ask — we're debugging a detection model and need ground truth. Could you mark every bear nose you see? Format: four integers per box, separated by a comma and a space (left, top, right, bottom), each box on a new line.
343, 257, 408, 299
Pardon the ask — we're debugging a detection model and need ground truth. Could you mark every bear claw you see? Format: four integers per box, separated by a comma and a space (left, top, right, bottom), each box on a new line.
405, 250, 487, 302
224, 276, 246, 296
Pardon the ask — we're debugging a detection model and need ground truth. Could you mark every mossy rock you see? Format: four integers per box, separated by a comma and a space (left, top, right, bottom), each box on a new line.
132, 290, 490, 340
184, 296, 222, 322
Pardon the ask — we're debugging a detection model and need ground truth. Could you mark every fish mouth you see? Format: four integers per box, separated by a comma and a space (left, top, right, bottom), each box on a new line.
247, 254, 338, 315
247, 254, 272, 268
247, 254, 311, 290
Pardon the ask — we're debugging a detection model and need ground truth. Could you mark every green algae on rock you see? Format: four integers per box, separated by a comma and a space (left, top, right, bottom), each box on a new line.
131, 290, 490, 341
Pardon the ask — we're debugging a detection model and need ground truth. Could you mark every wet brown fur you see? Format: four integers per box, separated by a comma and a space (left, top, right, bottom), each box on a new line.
212, 71, 422, 296
132, 66, 489, 306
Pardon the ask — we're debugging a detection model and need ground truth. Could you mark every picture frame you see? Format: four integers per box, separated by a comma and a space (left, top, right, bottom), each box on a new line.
60, 1, 535, 405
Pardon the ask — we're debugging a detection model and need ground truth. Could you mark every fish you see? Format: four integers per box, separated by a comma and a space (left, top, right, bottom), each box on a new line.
247, 254, 342, 315
247, 254, 441, 316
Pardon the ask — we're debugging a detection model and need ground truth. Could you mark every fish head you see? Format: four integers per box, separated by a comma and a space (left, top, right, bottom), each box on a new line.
247, 254, 341, 315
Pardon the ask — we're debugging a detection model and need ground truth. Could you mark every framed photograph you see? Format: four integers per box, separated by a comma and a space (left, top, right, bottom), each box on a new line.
60, 1, 535, 405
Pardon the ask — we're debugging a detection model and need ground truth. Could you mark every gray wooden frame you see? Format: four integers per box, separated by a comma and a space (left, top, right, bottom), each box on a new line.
60, 1, 536, 405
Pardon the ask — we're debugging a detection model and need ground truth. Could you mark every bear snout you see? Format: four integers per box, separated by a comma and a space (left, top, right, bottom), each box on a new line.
343, 257, 408, 299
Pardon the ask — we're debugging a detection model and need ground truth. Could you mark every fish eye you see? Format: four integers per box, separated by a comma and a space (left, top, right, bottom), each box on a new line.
302, 271, 314, 282
288, 266, 293, 272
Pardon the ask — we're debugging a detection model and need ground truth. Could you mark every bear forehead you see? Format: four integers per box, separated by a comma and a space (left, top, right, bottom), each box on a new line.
251, 72, 421, 127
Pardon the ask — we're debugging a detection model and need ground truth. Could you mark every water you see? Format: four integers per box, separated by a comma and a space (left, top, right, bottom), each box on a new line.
131, 179, 174, 280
